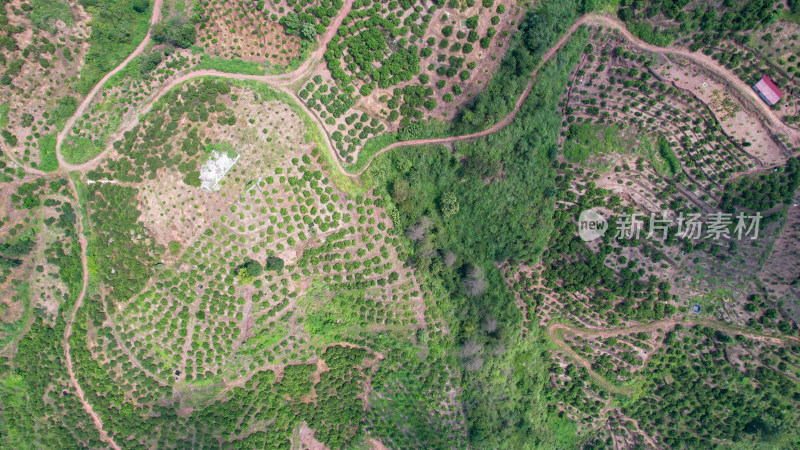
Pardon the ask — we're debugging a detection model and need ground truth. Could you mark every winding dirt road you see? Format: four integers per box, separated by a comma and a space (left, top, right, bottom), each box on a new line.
55, 1, 166, 445
63, 177, 121, 450
55, 0, 164, 170
548, 317, 800, 396
53, 0, 357, 443
52, 12, 799, 180
350, 14, 800, 176
56, 0, 356, 173
581, 15, 800, 140
30, 2, 800, 444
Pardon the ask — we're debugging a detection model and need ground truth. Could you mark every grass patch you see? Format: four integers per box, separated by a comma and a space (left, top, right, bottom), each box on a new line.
48, 96, 78, 130
594, 0, 621, 12
656, 134, 680, 176
196, 55, 265, 75
69, 172, 99, 293
0, 104, 8, 128
635, 134, 668, 177
347, 132, 399, 174
205, 141, 238, 159
346, 119, 452, 175
0, 374, 32, 446
61, 93, 124, 164
302, 287, 365, 345
31, 0, 74, 31
37, 133, 59, 172
782, 10, 800, 24
61, 137, 103, 165
636, 134, 676, 177
564, 122, 632, 165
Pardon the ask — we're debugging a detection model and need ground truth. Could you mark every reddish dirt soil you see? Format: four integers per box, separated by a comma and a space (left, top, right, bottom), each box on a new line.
14, 6, 798, 445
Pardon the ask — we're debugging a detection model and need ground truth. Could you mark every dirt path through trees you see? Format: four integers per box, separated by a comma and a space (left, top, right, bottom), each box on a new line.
55, 0, 164, 170
548, 316, 799, 396
351, 14, 800, 176
35, 7, 800, 445
55, 0, 356, 173
580, 15, 800, 141
49, 12, 800, 180
63, 177, 121, 449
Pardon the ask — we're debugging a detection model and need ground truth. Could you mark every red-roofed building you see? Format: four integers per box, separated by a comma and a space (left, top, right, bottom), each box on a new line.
753, 75, 783, 106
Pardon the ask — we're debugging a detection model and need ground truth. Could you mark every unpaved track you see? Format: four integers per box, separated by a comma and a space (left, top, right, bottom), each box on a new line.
56, 0, 166, 445
580, 15, 800, 141
52, 0, 354, 443
25, 6, 799, 444
548, 316, 800, 396
48, 12, 800, 179
56, 0, 356, 173
55, 0, 164, 170
350, 14, 800, 176
63, 177, 121, 450
61, 9, 578, 176
62, 72, 353, 176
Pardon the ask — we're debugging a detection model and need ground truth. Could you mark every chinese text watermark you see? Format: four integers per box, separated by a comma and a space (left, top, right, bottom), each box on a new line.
578, 210, 762, 242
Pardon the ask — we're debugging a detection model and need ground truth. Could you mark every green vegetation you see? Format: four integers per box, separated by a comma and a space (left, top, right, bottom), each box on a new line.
627, 20, 675, 46
625, 325, 800, 447
303, 289, 369, 344
279, 0, 342, 41
636, 135, 673, 177
345, 0, 586, 172
366, 24, 588, 446
721, 157, 800, 212
151, 14, 196, 48
75, 0, 152, 94
0, 186, 92, 447
0, 228, 36, 268
0, 104, 7, 127
454, 1, 584, 134
617, 0, 781, 50
88, 183, 162, 302
30, 0, 74, 32
3, 0, 799, 447
656, 134, 680, 177
265, 256, 284, 271
195, 55, 265, 75
237, 80, 364, 194
37, 133, 59, 172
61, 137, 103, 165
786, 0, 800, 22
0, 283, 31, 352
49, 96, 78, 129
168, 241, 182, 255
564, 123, 631, 164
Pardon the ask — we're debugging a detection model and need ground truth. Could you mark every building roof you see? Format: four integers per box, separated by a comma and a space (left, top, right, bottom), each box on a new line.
754, 75, 783, 105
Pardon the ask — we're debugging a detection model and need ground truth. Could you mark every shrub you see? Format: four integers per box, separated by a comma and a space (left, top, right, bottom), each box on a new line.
266, 256, 285, 271
168, 241, 182, 255
152, 15, 196, 48
244, 259, 264, 277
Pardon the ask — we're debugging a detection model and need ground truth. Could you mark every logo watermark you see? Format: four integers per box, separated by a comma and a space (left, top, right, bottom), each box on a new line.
577, 210, 762, 242
578, 208, 608, 242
